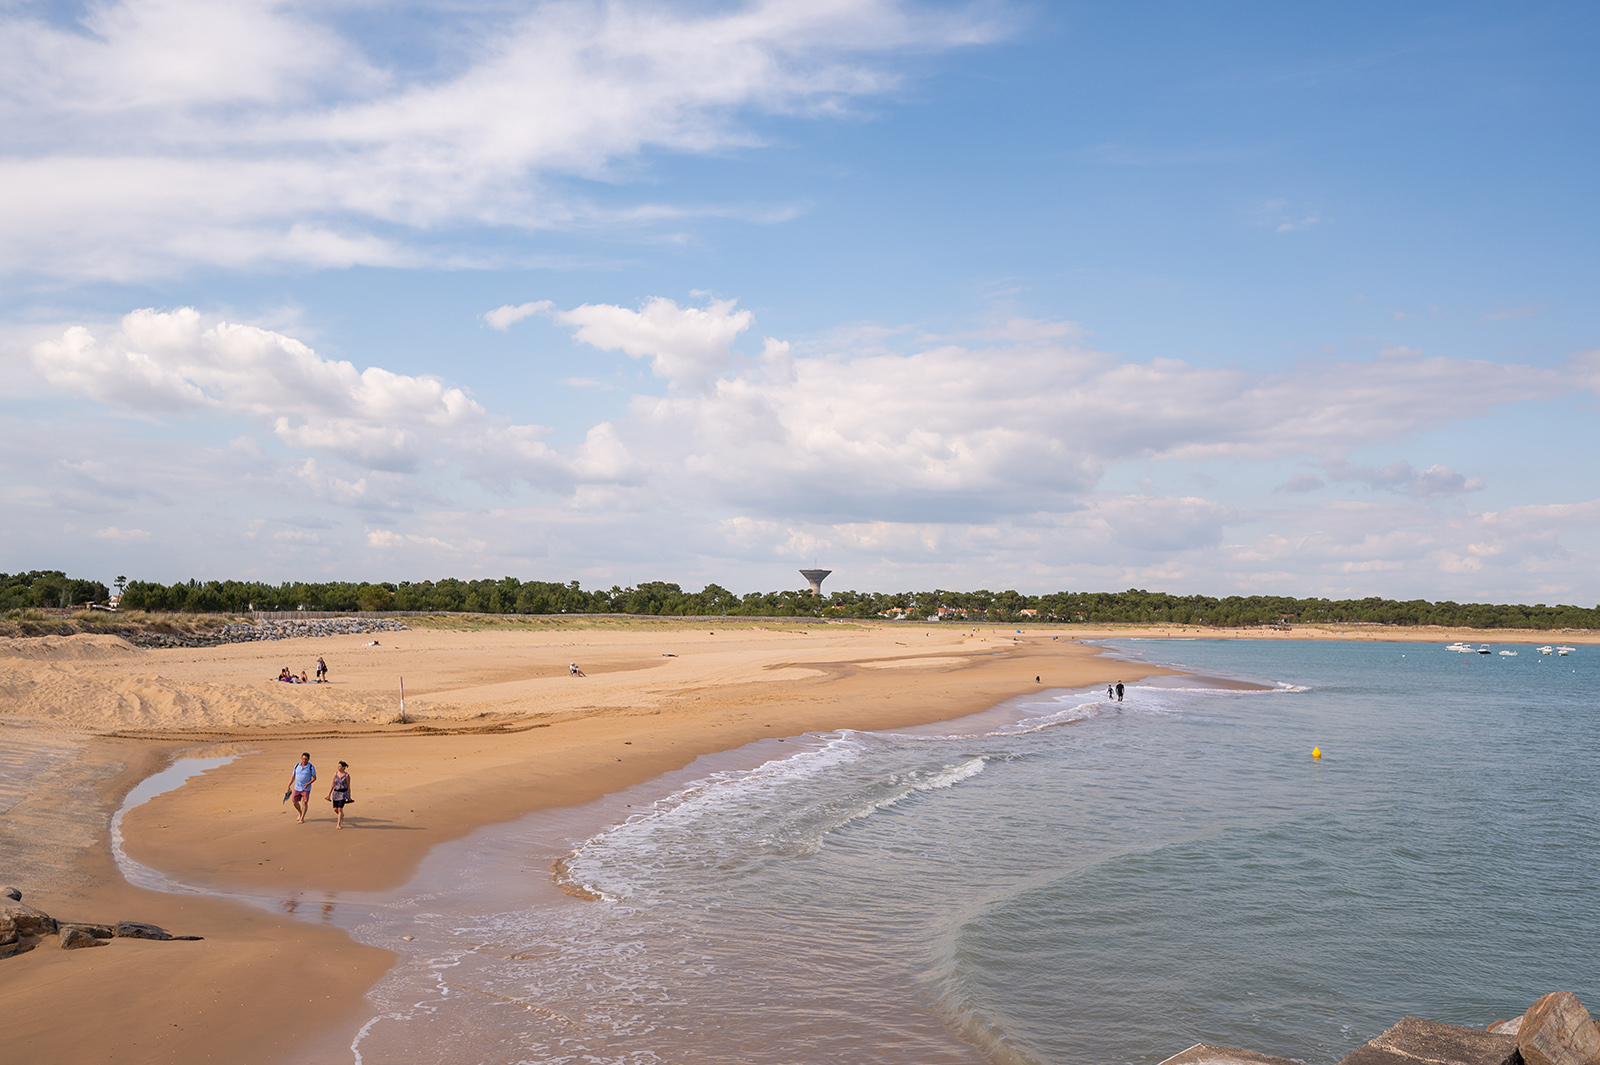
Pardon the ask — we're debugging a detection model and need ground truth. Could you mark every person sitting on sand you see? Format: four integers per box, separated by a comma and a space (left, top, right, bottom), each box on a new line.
569, 662, 586, 676
287, 753, 316, 824
279, 667, 293, 682
325, 761, 353, 829
300, 671, 310, 684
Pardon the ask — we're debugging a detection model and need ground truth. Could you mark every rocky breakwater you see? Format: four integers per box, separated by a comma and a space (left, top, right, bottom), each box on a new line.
1162, 992, 1600, 1065
1, 885, 202, 958
124, 617, 411, 649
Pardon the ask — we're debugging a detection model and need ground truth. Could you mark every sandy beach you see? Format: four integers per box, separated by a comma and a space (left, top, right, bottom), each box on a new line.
1, 618, 1591, 1064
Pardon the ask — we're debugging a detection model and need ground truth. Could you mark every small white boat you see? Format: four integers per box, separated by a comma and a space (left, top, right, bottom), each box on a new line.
1538, 646, 1555, 655
1557, 646, 1575, 656
1446, 642, 1473, 653
1499, 650, 1518, 657
1477, 645, 1492, 654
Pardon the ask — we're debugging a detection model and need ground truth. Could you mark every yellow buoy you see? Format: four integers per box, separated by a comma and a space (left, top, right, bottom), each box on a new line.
1312, 746, 1322, 760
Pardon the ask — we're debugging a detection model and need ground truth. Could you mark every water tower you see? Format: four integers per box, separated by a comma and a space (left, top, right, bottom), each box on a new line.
799, 569, 832, 597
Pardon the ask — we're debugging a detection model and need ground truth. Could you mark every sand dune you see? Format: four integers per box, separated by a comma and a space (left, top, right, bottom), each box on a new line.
0, 633, 143, 661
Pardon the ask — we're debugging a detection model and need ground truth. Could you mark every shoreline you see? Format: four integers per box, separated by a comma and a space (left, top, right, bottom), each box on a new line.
2, 622, 1580, 1063
1, 624, 1172, 1064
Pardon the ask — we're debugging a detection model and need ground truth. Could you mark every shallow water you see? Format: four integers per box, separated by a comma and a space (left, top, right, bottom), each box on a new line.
325, 638, 1599, 1065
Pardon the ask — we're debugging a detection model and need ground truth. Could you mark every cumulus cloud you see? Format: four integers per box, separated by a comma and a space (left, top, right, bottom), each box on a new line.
31, 308, 485, 470
0, 0, 1004, 276
20, 296, 1600, 601
597, 325, 1558, 521
553, 296, 755, 387
28, 308, 645, 492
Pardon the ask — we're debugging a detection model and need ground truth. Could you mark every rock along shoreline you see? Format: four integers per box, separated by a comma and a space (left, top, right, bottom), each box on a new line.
117, 617, 411, 649
1162, 992, 1600, 1065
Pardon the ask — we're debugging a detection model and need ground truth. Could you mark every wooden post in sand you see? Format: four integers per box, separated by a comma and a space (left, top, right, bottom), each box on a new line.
399, 676, 406, 725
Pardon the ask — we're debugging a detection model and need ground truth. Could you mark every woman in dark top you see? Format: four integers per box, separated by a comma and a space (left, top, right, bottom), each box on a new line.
325, 761, 353, 829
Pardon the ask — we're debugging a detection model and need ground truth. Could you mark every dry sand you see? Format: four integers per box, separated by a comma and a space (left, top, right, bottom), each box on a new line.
1, 618, 1589, 1064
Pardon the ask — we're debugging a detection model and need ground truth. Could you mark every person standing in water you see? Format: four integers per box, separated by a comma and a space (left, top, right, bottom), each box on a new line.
1107, 684, 1114, 700
287, 752, 316, 824
1115, 681, 1124, 702
325, 761, 353, 829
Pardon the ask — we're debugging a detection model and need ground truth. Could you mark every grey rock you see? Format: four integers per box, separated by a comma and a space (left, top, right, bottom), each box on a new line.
114, 921, 173, 941
117, 617, 410, 649
1519, 992, 1600, 1065
0, 940, 33, 959
1339, 1016, 1519, 1065
59, 926, 102, 950
58, 922, 116, 939
0, 900, 57, 936
1159, 1045, 1302, 1065
1488, 1019, 1523, 1036
0, 885, 20, 901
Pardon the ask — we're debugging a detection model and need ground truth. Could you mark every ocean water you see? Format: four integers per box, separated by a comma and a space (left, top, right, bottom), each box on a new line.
326, 639, 1599, 1065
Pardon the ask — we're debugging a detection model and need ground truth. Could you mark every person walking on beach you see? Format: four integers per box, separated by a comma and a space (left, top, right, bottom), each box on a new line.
287, 752, 316, 824
316, 656, 327, 682
325, 761, 353, 829
569, 662, 586, 677
1115, 681, 1124, 702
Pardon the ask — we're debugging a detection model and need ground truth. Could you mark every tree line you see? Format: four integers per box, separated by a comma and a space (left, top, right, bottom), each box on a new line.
5, 570, 1597, 629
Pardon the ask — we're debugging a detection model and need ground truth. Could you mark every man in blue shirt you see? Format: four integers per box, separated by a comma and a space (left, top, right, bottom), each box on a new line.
287, 753, 317, 824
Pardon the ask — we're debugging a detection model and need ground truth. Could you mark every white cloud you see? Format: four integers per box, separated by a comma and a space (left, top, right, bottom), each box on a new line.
92, 526, 151, 542
553, 296, 754, 387
20, 297, 1600, 602
485, 301, 553, 331
32, 308, 504, 473
0, 0, 1004, 276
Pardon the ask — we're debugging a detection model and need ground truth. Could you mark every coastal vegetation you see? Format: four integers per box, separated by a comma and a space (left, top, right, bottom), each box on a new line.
5, 570, 1598, 630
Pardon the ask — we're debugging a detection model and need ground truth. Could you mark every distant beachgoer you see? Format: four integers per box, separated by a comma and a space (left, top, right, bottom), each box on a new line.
1107, 684, 1114, 700
288, 753, 317, 824
325, 761, 353, 829
1115, 682, 1124, 702
569, 662, 586, 677
279, 667, 293, 682
299, 671, 309, 684
316, 657, 327, 682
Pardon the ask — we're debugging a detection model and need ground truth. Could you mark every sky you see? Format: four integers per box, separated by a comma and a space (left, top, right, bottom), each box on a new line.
4, 0, 1599, 603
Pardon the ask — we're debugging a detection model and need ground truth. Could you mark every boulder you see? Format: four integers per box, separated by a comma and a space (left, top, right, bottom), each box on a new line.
1488, 1020, 1523, 1037
114, 921, 173, 941
0, 900, 57, 936
1518, 993, 1600, 1065
0, 940, 33, 959
58, 922, 116, 939
1158, 1044, 1302, 1065
1339, 1016, 1519, 1065
59, 926, 102, 950
0, 885, 20, 901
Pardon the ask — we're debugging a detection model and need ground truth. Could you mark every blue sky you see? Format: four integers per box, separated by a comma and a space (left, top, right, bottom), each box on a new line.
4, 0, 1599, 601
